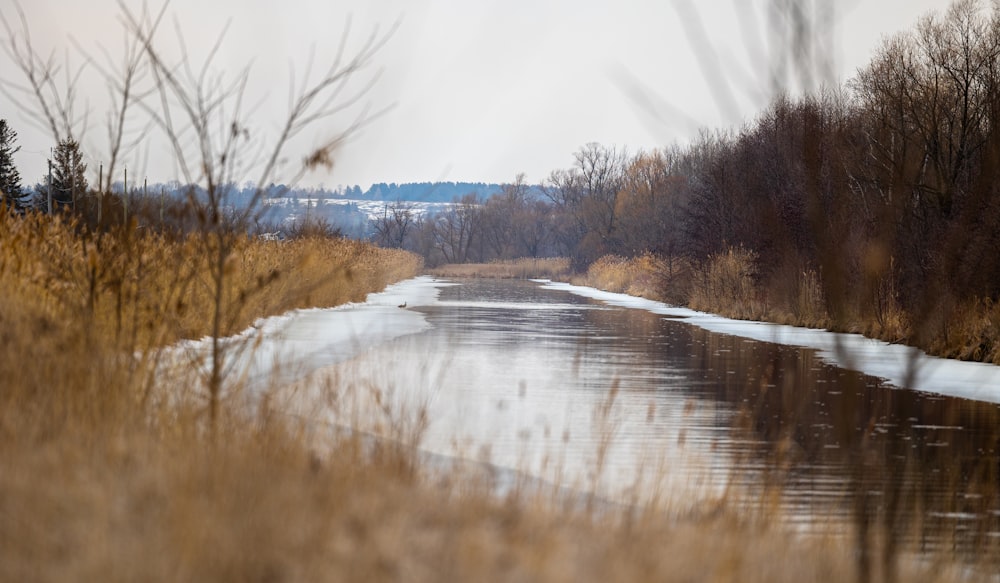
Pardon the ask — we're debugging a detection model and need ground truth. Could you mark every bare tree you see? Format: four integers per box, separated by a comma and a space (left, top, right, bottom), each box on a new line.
119, 2, 392, 426
541, 143, 629, 267
574, 142, 627, 248
615, 148, 684, 256
4, 0, 394, 428
432, 193, 482, 264
371, 200, 415, 249
512, 198, 554, 259
480, 173, 529, 260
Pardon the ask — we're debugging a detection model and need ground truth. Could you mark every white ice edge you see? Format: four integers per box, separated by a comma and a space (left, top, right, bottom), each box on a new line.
166, 275, 450, 392
537, 280, 1000, 405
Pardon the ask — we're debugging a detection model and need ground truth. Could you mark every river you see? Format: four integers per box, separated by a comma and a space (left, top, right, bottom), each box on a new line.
236, 276, 1000, 554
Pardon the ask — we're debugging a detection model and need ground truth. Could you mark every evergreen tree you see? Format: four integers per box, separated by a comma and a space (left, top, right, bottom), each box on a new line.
42, 138, 88, 210
0, 119, 25, 209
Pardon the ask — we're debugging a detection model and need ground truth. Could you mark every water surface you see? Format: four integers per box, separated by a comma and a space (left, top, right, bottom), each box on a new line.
286, 277, 1000, 553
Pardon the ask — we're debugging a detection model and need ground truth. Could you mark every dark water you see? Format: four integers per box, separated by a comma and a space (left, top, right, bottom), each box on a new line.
312, 278, 1000, 557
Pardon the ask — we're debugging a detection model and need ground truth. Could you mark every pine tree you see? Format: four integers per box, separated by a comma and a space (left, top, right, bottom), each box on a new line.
44, 138, 88, 210
0, 119, 25, 209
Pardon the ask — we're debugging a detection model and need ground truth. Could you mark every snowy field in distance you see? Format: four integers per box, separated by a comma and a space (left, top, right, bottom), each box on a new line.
262, 197, 456, 222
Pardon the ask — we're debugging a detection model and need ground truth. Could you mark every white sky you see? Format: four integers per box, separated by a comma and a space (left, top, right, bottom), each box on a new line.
3, 0, 952, 190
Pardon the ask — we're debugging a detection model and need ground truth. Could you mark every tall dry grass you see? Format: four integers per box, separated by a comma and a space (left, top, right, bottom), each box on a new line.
0, 412, 896, 583
0, 211, 421, 346
924, 298, 1000, 364
578, 253, 693, 305
0, 208, 421, 440
686, 247, 767, 321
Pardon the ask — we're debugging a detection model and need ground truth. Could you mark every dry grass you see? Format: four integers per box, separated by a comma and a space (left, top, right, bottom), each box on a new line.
578, 253, 693, 304
687, 248, 767, 320
0, 213, 991, 582
925, 298, 1000, 365
0, 410, 884, 583
0, 413, 976, 582
0, 212, 421, 347
583, 248, 1000, 366
427, 258, 571, 280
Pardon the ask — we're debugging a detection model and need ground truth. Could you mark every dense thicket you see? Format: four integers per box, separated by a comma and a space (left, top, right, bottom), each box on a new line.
672, 0, 1000, 331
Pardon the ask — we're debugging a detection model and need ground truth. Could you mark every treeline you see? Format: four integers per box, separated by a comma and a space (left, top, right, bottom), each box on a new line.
0, 134, 506, 238
0, 135, 353, 238
385, 0, 1000, 360
371, 175, 557, 264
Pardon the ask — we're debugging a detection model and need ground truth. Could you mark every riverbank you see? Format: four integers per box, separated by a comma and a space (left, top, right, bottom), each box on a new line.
580, 252, 1000, 366
541, 279, 1000, 404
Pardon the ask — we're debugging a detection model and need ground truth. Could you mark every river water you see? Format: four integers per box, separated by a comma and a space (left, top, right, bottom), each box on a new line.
273, 277, 1000, 554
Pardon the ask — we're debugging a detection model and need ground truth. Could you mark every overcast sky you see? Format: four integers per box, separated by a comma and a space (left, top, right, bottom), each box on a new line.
3, 0, 952, 190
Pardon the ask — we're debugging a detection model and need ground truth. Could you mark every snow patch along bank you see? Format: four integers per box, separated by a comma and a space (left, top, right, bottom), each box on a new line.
169, 276, 449, 393
538, 280, 1000, 405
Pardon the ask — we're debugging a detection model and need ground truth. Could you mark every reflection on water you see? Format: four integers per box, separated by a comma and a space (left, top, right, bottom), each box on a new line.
292, 278, 1000, 560
690, 322, 1000, 560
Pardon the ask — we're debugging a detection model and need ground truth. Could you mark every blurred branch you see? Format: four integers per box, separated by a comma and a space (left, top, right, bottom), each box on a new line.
0, 0, 89, 142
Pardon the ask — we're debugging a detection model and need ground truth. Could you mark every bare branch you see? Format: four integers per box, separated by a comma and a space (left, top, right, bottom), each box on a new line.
0, 0, 89, 142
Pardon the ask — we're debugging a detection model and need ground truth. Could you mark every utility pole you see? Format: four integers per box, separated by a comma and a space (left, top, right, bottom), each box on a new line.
47, 152, 52, 215
160, 187, 164, 227
98, 163, 103, 225
123, 166, 128, 226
